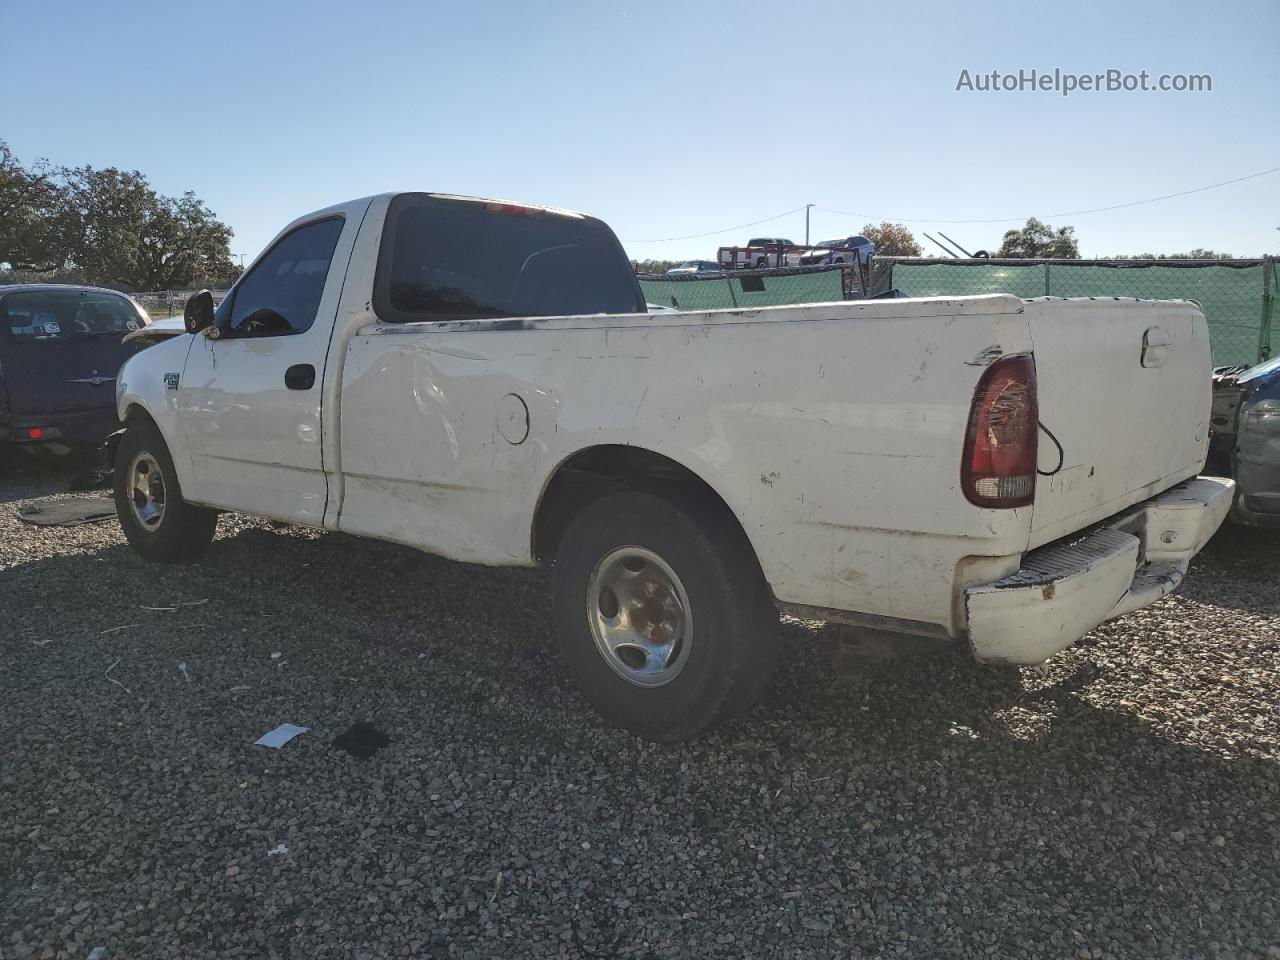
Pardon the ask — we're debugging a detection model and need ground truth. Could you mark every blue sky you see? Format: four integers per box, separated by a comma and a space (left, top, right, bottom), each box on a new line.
2, 0, 1277, 262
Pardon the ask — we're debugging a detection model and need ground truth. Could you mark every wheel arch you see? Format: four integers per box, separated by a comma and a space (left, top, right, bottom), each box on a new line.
531, 444, 762, 573
112, 400, 196, 494
120, 402, 158, 427
103, 403, 159, 470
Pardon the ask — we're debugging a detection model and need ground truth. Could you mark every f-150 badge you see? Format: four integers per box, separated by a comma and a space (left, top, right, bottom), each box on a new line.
164, 372, 180, 390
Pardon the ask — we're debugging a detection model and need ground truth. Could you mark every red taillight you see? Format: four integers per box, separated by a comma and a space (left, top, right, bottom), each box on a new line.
26, 427, 45, 440
961, 354, 1038, 508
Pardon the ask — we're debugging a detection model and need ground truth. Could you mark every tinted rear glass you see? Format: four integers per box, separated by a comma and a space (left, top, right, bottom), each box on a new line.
2, 290, 144, 342
374, 195, 644, 323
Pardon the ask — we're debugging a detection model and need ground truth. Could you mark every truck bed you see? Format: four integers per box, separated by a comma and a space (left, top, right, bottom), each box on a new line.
334, 293, 1211, 638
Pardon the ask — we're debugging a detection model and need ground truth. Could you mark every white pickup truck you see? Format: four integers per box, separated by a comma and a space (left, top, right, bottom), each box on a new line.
112, 192, 1232, 740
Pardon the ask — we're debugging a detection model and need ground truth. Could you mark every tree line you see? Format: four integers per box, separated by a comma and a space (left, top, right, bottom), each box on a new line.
632, 216, 1254, 271
3, 141, 1251, 289
0, 140, 238, 292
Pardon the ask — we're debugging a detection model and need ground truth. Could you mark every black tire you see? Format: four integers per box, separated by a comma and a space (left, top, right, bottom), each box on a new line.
552, 487, 778, 741
755, 258, 767, 270
114, 419, 217, 562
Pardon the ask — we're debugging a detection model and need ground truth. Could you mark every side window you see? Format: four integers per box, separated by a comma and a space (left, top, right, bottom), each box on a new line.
222, 217, 344, 336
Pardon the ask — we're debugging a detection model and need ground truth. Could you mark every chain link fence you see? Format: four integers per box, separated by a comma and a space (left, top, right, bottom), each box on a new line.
134, 259, 1279, 369
870, 257, 1277, 367
132, 290, 229, 318
638, 265, 860, 312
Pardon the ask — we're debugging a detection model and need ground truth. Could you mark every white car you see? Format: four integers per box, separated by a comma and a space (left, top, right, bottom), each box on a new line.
111, 191, 1232, 740
799, 236, 876, 267
664, 261, 723, 276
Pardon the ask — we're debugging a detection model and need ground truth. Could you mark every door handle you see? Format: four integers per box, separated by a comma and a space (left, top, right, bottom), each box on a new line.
1142, 325, 1171, 368
285, 364, 316, 390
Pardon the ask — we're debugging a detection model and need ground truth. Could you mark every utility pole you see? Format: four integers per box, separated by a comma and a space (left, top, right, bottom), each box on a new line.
805, 203, 814, 245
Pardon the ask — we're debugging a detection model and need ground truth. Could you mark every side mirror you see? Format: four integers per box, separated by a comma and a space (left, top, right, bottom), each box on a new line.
184, 290, 215, 334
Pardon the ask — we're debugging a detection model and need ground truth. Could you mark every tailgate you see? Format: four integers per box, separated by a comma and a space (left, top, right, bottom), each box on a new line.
1026, 298, 1211, 548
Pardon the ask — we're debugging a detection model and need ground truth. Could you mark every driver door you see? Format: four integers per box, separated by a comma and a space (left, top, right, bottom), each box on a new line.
177, 212, 356, 525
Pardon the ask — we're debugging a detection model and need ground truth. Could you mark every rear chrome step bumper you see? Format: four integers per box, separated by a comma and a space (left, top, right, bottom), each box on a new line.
965, 476, 1234, 665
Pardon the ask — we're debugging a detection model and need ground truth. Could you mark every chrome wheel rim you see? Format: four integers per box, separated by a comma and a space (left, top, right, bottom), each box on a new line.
127, 451, 166, 532
586, 546, 692, 687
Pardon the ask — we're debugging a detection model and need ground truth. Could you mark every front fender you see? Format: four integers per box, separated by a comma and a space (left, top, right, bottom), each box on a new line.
115, 334, 197, 489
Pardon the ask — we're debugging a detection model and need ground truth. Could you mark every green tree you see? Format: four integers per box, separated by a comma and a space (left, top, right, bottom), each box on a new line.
632, 259, 679, 274
860, 222, 922, 257
1109, 249, 1235, 260
61, 166, 237, 290
996, 218, 1080, 259
0, 140, 65, 271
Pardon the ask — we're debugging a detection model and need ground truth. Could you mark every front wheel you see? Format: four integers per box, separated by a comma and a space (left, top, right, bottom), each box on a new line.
114, 420, 218, 562
552, 488, 778, 741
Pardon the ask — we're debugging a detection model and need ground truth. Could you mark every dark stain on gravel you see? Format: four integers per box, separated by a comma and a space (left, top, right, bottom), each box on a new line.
333, 722, 392, 760
1, 462, 1278, 959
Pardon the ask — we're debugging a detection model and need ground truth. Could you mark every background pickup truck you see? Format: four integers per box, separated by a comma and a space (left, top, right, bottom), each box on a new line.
716, 238, 796, 270
111, 192, 1233, 741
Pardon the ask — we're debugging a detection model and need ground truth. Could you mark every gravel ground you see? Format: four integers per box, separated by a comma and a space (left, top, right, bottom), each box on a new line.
1, 460, 1278, 960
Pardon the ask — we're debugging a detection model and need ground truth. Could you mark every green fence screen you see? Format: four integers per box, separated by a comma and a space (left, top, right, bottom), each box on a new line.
881, 258, 1277, 367
638, 258, 1276, 368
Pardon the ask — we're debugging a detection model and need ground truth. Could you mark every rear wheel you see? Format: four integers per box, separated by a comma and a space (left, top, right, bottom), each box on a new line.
114, 420, 217, 562
552, 488, 778, 741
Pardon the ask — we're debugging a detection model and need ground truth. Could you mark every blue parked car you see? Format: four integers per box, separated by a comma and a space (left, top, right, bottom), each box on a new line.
1209, 356, 1280, 529
0, 284, 151, 455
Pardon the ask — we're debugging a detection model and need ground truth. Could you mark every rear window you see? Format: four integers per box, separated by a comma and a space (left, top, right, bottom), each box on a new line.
374, 194, 645, 323
2, 290, 145, 342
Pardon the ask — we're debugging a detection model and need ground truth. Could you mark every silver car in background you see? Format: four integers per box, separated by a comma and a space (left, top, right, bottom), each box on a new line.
1209, 356, 1280, 528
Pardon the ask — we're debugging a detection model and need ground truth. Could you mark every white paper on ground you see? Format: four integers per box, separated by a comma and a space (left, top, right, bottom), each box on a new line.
254, 723, 309, 749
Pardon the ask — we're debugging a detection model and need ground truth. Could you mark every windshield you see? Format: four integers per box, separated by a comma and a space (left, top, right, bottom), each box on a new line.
816, 240, 845, 249
2, 290, 146, 342
1241, 354, 1280, 383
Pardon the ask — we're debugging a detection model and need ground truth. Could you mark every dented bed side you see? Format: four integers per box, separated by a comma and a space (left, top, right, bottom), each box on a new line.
335, 292, 1039, 637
